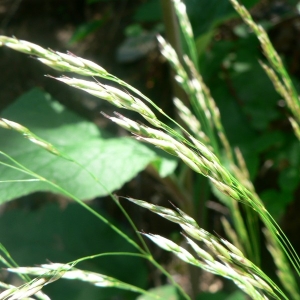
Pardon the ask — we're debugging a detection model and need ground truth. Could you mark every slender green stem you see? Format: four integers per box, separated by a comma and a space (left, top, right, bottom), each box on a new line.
244, 206, 260, 266
70, 252, 148, 265
0, 179, 40, 183
267, 212, 300, 276
0, 244, 31, 282
0, 151, 145, 255
0, 152, 190, 299
0, 161, 39, 176
148, 255, 191, 300
68, 157, 152, 254
114, 198, 151, 254
73, 251, 191, 299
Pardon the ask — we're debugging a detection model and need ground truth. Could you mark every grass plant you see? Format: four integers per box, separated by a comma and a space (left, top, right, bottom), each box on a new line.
0, 0, 299, 299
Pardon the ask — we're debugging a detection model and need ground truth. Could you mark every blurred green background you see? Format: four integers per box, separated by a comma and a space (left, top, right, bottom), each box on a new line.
0, 0, 300, 299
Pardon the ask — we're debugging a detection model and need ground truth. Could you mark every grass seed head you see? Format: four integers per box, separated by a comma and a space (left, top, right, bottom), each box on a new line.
229, 253, 254, 269
210, 239, 231, 260
209, 177, 241, 200
56, 51, 85, 67
104, 85, 134, 105
0, 119, 30, 134
130, 98, 157, 119
220, 238, 244, 258
180, 224, 209, 241
76, 57, 107, 74
144, 233, 199, 266
189, 136, 219, 163
138, 137, 178, 156
4, 41, 31, 54
107, 113, 141, 133
20, 40, 53, 58
176, 151, 206, 174
185, 237, 215, 262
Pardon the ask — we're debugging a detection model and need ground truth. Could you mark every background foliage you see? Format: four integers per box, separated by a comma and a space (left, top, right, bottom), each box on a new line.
0, 0, 300, 299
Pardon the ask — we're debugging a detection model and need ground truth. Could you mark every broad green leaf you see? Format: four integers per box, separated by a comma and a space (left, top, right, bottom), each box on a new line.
197, 291, 246, 300
226, 291, 246, 300
150, 148, 177, 178
0, 88, 163, 203
69, 19, 105, 44
0, 202, 147, 300
137, 285, 180, 300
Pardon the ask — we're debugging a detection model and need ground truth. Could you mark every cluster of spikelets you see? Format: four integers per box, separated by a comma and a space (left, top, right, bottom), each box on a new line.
0, 37, 265, 213
0, 263, 154, 300
126, 198, 282, 300
0, 38, 275, 299
0, 199, 283, 300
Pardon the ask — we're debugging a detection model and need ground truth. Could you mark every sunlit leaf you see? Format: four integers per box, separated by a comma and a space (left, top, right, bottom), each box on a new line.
0, 88, 165, 203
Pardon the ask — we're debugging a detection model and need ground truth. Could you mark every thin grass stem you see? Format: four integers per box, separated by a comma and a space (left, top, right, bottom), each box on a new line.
0, 151, 145, 255
0, 152, 190, 299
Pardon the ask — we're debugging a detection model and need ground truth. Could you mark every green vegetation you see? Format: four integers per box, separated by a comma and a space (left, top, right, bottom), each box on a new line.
0, 0, 299, 299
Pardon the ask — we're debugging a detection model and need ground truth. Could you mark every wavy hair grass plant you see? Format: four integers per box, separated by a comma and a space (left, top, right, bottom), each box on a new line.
0, 0, 300, 299
2, 262, 160, 300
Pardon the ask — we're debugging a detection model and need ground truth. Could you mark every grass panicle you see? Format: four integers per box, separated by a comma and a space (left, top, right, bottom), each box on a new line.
1, 31, 297, 296
7, 264, 159, 299
0, 277, 50, 300
158, 6, 259, 263
0, 282, 50, 300
0, 147, 190, 299
126, 197, 286, 300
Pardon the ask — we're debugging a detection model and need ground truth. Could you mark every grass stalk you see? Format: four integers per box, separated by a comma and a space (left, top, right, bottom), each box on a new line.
0, 1, 299, 295
0, 151, 145, 255
0, 151, 190, 299
126, 196, 288, 300
230, 0, 300, 128
4, 264, 161, 300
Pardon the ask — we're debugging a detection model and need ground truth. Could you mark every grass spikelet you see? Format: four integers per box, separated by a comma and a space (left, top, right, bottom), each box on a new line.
124, 197, 287, 299
0, 118, 61, 157
0, 36, 107, 76
143, 233, 201, 266
6, 263, 158, 298
0, 277, 50, 300
185, 236, 214, 263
